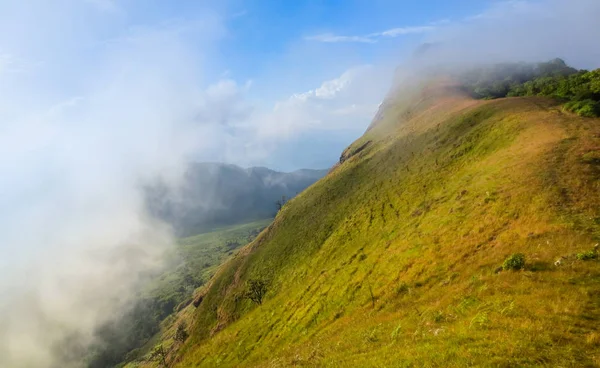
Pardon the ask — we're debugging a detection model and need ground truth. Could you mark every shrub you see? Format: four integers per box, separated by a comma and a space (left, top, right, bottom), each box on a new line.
563, 99, 600, 117
577, 250, 597, 261
150, 345, 167, 368
244, 278, 268, 305
175, 321, 189, 343
461, 60, 600, 118
502, 253, 526, 271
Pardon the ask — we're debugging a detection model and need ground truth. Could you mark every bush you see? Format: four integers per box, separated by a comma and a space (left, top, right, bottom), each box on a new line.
149, 345, 167, 367
244, 278, 268, 305
577, 250, 597, 261
461, 60, 600, 118
503, 253, 526, 271
175, 321, 189, 343
563, 99, 600, 117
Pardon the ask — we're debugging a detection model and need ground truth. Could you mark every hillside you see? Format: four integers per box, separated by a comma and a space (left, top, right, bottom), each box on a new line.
91, 164, 326, 367
88, 220, 271, 367
137, 77, 599, 366
147, 164, 328, 237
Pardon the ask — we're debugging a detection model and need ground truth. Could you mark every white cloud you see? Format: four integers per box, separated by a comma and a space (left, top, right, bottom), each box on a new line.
174, 64, 392, 169
262, 66, 386, 135
375, 25, 436, 37
416, 0, 600, 69
219, 65, 391, 166
305, 33, 376, 44
306, 23, 436, 44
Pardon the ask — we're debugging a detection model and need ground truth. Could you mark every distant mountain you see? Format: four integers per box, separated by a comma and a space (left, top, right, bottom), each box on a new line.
147, 163, 328, 236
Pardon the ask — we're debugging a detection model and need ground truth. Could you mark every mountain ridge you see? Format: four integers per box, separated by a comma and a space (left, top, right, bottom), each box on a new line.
169, 84, 600, 366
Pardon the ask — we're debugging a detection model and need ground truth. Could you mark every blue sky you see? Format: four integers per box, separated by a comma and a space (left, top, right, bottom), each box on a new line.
220, 0, 488, 81
1, 0, 501, 171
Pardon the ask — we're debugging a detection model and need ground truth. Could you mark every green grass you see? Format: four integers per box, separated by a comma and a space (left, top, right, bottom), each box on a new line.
144, 219, 272, 303
139, 86, 600, 367
110, 219, 271, 367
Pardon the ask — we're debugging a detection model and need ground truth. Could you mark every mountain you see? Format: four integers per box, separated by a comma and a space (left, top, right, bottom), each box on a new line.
147, 163, 328, 237
127, 63, 600, 367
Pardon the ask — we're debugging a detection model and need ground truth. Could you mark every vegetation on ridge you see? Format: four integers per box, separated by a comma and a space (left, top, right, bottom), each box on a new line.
461, 58, 600, 117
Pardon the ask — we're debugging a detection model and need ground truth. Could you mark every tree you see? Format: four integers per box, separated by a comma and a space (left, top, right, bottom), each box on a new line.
149, 344, 168, 368
244, 279, 268, 305
174, 322, 189, 343
275, 195, 287, 212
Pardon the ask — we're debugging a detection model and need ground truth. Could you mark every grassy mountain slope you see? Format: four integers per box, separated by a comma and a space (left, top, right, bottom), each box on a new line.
143, 219, 272, 314
171, 82, 600, 367
90, 220, 270, 367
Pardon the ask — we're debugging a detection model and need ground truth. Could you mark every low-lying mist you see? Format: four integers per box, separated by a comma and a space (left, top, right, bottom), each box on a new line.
0, 4, 227, 367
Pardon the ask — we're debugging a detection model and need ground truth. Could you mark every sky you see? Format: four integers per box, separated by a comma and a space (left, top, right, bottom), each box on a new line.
0, 0, 500, 172
1, 1, 598, 172
1, 1, 599, 366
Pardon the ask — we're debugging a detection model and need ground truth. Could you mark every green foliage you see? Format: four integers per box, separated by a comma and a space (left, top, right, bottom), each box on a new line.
564, 100, 600, 118
390, 323, 402, 340
577, 250, 597, 261
244, 278, 268, 305
175, 322, 189, 343
462, 59, 600, 117
150, 344, 168, 368
461, 58, 577, 99
275, 195, 288, 212
502, 253, 526, 271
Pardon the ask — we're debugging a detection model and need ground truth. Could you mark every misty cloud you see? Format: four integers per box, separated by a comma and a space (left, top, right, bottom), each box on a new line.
417, 0, 600, 69
305, 24, 437, 44
0, 3, 228, 367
